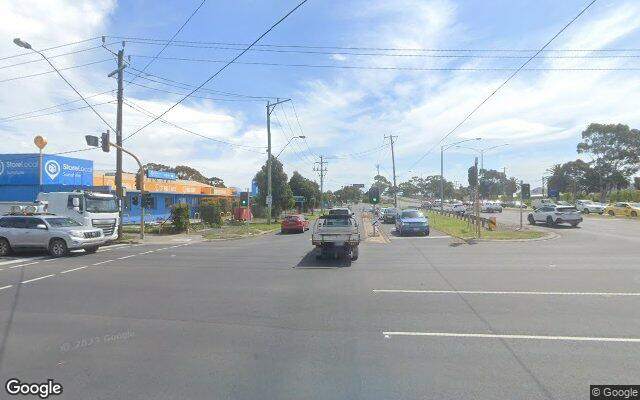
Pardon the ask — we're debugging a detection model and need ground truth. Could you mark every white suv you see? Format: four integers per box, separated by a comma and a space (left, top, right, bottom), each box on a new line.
528, 205, 583, 227
575, 200, 605, 214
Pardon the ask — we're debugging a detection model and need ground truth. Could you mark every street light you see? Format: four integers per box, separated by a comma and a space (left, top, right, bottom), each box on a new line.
275, 135, 306, 159
440, 137, 481, 211
454, 143, 510, 171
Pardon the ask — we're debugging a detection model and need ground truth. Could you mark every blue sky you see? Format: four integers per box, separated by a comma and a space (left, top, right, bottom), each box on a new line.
2, 0, 640, 190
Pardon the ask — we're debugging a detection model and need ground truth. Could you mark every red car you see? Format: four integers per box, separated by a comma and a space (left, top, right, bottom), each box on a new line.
281, 214, 310, 233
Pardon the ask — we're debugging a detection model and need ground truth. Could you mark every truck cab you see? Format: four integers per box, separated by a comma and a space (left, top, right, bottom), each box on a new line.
37, 191, 119, 241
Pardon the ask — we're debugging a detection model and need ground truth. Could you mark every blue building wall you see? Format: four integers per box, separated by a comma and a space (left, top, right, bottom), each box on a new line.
122, 191, 207, 224
0, 184, 112, 201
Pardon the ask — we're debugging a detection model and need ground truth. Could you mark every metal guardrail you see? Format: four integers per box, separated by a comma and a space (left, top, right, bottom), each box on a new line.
426, 209, 490, 229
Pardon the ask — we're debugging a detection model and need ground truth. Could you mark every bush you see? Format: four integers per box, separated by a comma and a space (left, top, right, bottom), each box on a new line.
218, 198, 231, 213
171, 203, 191, 232
200, 202, 222, 226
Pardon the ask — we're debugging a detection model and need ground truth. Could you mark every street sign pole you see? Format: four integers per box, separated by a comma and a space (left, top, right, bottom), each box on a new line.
520, 180, 523, 230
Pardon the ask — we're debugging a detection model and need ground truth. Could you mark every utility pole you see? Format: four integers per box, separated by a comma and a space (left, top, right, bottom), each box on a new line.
314, 156, 328, 214
385, 135, 398, 208
265, 98, 290, 224
376, 164, 380, 177
115, 48, 125, 240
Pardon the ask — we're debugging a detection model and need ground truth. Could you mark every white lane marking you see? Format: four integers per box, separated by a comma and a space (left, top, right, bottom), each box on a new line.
0, 257, 45, 266
97, 244, 129, 252
0, 285, 12, 291
9, 261, 41, 269
138, 250, 155, 255
169, 245, 181, 248
60, 266, 88, 274
156, 247, 169, 251
117, 255, 135, 260
391, 235, 449, 240
382, 331, 640, 343
372, 289, 640, 297
92, 260, 114, 266
21, 274, 55, 284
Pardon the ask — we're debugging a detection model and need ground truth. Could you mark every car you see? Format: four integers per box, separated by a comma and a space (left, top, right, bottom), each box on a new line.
281, 214, 310, 233
575, 199, 605, 214
443, 202, 466, 215
532, 198, 555, 210
481, 201, 502, 213
420, 201, 433, 209
382, 208, 399, 223
395, 209, 429, 236
312, 214, 360, 260
604, 202, 640, 217
527, 205, 583, 227
328, 207, 353, 216
0, 215, 106, 257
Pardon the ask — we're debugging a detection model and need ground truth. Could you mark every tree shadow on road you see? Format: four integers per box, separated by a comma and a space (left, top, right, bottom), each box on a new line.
293, 250, 351, 269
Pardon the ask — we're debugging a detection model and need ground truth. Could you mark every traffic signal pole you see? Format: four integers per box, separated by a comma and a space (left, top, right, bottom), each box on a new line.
115, 49, 124, 240
109, 141, 144, 239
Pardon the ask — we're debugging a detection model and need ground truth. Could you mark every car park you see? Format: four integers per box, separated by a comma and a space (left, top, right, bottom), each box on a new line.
575, 199, 605, 214
531, 198, 555, 210
604, 202, 640, 217
443, 202, 466, 215
382, 208, 399, 223
281, 214, 310, 233
0, 215, 106, 257
527, 205, 583, 227
395, 209, 430, 236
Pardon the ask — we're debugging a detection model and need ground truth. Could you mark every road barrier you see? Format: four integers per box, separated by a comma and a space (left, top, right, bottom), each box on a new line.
427, 209, 491, 229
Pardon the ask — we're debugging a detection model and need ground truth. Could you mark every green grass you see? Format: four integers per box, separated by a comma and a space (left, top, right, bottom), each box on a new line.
426, 211, 545, 240
203, 222, 279, 240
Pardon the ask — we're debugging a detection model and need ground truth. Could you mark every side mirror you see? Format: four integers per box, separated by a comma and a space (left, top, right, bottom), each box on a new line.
72, 197, 80, 207
36, 224, 47, 230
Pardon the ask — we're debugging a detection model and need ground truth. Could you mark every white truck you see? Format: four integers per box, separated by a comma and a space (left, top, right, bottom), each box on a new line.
311, 214, 361, 261
36, 191, 120, 241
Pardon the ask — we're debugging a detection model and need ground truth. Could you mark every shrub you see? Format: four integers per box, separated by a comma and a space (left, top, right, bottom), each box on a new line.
171, 203, 191, 232
200, 202, 222, 226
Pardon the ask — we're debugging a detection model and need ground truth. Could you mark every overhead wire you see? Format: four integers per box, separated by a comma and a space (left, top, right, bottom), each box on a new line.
0, 59, 113, 83
123, 0, 309, 142
0, 100, 116, 122
0, 90, 114, 121
0, 37, 101, 62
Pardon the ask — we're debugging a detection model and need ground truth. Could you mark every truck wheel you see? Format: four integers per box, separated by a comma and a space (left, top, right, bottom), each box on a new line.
85, 245, 99, 254
351, 247, 359, 261
0, 238, 12, 257
49, 239, 69, 257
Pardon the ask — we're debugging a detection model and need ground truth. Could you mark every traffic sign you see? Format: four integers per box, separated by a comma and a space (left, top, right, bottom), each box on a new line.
266, 195, 272, 205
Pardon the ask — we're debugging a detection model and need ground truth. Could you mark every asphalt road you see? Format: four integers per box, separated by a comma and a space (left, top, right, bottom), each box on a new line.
1, 210, 639, 399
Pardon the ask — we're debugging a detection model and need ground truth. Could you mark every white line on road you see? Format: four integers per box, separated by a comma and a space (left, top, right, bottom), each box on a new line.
9, 261, 41, 269
0, 257, 45, 266
21, 274, 55, 284
97, 243, 129, 252
138, 250, 155, 255
382, 331, 640, 343
60, 266, 88, 274
117, 255, 136, 260
156, 247, 169, 251
0, 285, 12, 291
373, 289, 640, 297
92, 260, 114, 266
390, 235, 449, 240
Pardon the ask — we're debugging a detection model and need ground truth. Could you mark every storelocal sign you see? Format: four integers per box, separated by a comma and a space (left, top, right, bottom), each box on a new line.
0, 153, 93, 185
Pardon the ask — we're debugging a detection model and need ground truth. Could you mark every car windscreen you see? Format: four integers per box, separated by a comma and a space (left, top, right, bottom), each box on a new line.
284, 216, 300, 221
557, 207, 578, 212
384, 209, 398, 214
85, 195, 118, 213
401, 211, 423, 218
46, 217, 83, 227
328, 209, 350, 215
629, 203, 640, 208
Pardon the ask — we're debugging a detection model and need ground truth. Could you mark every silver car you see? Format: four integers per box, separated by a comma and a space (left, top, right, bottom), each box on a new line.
0, 215, 106, 257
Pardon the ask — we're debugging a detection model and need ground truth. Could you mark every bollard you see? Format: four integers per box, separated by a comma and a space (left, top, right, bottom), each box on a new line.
488, 216, 497, 231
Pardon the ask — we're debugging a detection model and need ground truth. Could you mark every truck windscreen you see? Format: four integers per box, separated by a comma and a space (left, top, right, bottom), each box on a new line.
84, 196, 118, 213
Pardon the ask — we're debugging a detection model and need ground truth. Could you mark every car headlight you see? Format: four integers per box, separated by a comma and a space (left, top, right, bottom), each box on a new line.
69, 230, 85, 238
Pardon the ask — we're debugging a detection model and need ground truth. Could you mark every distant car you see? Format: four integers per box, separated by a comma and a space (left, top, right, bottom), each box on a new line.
395, 209, 429, 236
444, 202, 466, 215
0, 215, 106, 257
575, 199, 605, 214
532, 198, 555, 210
481, 201, 502, 213
528, 205, 583, 227
420, 201, 433, 209
328, 207, 353, 216
281, 214, 310, 233
382, 208, 399, 223
604, 202, 640, 217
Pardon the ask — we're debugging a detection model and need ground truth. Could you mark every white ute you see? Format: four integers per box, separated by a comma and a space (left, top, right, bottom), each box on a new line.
311, 214, 361, 261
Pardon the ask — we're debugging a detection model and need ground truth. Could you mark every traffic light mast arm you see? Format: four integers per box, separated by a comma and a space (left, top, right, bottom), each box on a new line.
108, 141, 145, 240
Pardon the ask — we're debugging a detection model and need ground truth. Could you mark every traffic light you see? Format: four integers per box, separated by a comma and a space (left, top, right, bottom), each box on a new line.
240, 192, 249, 207
135, 173, 143, 190
468, 166, 478, 188
101, 131, 110, 152
369, 187, 380, 204
521, 183, 531, 200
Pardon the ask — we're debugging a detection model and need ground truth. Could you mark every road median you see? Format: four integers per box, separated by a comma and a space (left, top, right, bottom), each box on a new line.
426, 211, 547, 242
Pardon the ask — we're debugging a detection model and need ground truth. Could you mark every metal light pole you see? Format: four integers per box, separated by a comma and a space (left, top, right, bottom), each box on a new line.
453, 143, 509, 200
440, 138, 482, 211
266, 98, 291, 224
275, 135, 306, 159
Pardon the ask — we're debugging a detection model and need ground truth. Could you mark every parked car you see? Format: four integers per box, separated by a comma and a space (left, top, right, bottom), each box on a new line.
604, 202, 640, 217
575, 199, 605, 214
395, 209, 430, 236
0, 215, 106, 257
443, 202, 466, 215
481, 201, 503, 213
281, 214, 310, 233
382, 208, 399, 223
532, 198, 555, 210
420, 201, 433, 210
527, 205, 583, 227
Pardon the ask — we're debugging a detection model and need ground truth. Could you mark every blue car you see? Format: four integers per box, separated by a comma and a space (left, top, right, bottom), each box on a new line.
395, 209, 430, 236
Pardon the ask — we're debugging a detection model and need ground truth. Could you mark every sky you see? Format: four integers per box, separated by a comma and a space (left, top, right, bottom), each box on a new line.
1, 0, 640, 191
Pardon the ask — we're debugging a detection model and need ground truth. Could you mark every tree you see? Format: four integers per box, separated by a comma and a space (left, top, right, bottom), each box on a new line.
373, 175, 392, 195
289, 171, 320, 211
479, 169, 506, 198
635, 177, 640, 190
577, 123, 640, 201
174, 165, 208, 183
253, 158, 294, 219
504, 178, 518, 198
334, 186, 363, 203
208, 177, 226, 188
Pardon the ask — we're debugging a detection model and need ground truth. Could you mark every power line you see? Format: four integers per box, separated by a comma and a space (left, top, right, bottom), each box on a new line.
0, 100, 116, 122
327, 143, 390, 159
128, 0, 208, 84
105, 35, 640, 53
123, 79, 266, 102
122, 99, 266, 152
0, 37, 100, 61
290, 100, 317, 160
0, 42, 121, 70
0, 58, 112, 83
409, 0, 599, 169
123, 0, 309, 141
128, 54, 640, 71
0, 90, 113, 121
277, 105, 315, 164
271, 109, 314, 165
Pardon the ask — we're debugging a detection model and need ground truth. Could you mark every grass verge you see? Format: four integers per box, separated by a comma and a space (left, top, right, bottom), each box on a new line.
426, 211, 546, 241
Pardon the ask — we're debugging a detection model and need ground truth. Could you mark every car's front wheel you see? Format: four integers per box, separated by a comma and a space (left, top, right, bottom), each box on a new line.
0, 238, 12, 257
546, 216, 555, 227
570, 222, 579, 228
608, 210, 615, 216
583, 208, 590, 214
632, 211, 638, 217
49, 239, 68, 257
528, 214, 536, 225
